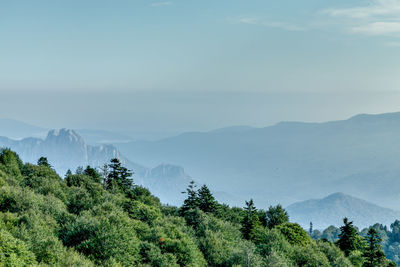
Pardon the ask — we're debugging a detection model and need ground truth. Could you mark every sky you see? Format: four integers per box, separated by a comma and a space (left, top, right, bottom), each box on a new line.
1, 0, 400, 133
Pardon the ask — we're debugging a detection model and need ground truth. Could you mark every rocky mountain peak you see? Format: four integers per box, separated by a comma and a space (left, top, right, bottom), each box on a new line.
45, 128, 85, 145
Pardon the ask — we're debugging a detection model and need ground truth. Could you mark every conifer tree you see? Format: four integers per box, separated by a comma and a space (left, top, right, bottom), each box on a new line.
65, 169, 72, 178
75, 166, 84, 174
179, 181, 199, 216
257, 209, 267, 227
37, 157, 51, 168
363, 228, 386, 267
337, 217, 360, 256
105, 158, 133, 193
241, 199, 261, 241
197, 184, 217, 213
83, 165, 102, 183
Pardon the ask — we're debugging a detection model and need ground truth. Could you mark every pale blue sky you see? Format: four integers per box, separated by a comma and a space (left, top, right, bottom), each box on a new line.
1, 0, 400, 132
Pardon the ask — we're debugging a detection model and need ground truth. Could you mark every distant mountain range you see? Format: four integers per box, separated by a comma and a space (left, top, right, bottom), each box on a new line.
114, 112, 400, 209
287, 192, 400, 230
5, 112, 400, 215
0, 118, 181, 145
0, 118, 135, 145
0, 129, 191, 205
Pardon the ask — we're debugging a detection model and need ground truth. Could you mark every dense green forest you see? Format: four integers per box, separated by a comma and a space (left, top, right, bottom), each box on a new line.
313, 220, 400, 265
0, 148, 397, 266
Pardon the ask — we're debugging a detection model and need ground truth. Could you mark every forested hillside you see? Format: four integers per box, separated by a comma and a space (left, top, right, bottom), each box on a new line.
0, 148, 396, 266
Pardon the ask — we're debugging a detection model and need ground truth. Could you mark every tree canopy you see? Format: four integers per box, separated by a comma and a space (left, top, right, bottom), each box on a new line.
0, 149, 398, 266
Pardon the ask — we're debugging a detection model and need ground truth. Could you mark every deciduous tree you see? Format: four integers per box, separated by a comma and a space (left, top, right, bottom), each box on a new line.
266, 204, 289, 229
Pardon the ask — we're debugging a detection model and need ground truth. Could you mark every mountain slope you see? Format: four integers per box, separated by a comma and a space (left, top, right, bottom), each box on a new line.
286, 193, 400, 230
115, 112, 400, 208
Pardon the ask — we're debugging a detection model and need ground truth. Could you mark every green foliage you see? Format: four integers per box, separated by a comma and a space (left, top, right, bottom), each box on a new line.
83, 165, 102, 183
147, 216, 207, 267
139, 241, 180, 267
105, 158, 134, 194
319, 222, 400, 266
390, 221, 400, 243
197, 184, 217, 214
316, 240, 353, 266
65, 173, 104, 214
363, 227, 386, 267
194, 211, 258, 266
257, 209, 267, 227
127, 185, 161, 207
265, 204, 289, 229
21, 163, 68, 203
255, 227, 292, 256
349, 250, 365, 267
179, 181, 199, 217
0, 148, 23, 178
37, 156, 51, 168
291, 244, 330, 266
276, 222, 311, 246
161, 205, 179, 217
241, 199, 261, 241
62, 202, 141, 265
337, 217, 363, 256
215, 205, 244, 225
0, 150, 397, 266
16, 213, 67, 264
0, 229, 37, 266
321, 225, 341, 242
125, 200, 162, 223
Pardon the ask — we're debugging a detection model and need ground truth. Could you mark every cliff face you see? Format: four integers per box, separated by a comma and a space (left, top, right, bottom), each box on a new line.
0, 129, 121, 175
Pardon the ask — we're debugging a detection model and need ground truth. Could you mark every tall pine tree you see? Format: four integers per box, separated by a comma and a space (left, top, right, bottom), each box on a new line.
241, 199, 261, 241
83, 165, 102, 183
197, 184, 217, 214
337, 217, 360, 256
105, 158, 133, 193
179, 181, 199, 216
37, 157, 51, 168
363, 228, 386, 267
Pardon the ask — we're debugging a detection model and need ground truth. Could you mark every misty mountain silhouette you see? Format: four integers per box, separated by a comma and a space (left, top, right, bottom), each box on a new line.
115, 112, 400, 209
287, 192, 400, 229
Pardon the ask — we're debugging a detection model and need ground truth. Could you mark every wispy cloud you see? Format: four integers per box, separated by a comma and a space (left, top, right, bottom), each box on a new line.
351, 21, 400, 35
238, 17, 259, 25
235, 17, 306, 32
151, 1, 173, 7
324, 0, 400, 36
325, 0, 400, 18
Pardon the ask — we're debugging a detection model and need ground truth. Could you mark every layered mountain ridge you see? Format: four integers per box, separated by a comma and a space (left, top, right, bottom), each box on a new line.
115, 111, 400, 209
